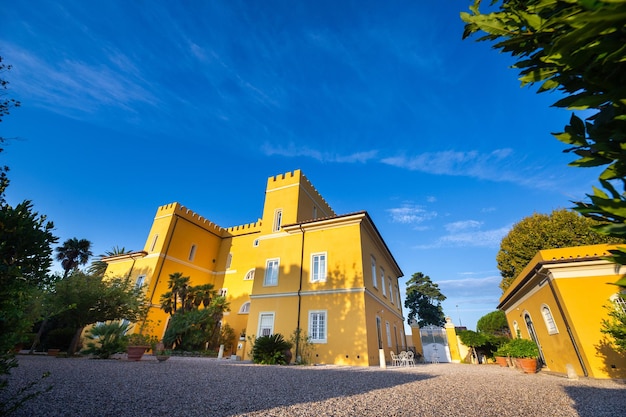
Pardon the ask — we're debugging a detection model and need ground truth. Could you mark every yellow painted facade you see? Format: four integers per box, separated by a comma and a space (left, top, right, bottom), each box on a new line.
498, 244, 626, 379
102, 170, 405, 365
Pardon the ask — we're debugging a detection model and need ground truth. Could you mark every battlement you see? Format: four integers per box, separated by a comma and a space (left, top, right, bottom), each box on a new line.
266, 169, 335, 215
156, 202, 224, 234
225, 219, 263, 235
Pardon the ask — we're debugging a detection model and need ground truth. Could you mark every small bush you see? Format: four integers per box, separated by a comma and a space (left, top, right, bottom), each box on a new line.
506, 338, 539, 358
82, 322, 129, 359
252, 334, 293, 365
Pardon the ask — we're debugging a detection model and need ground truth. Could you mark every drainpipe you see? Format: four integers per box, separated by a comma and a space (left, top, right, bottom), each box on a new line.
544, 272, 588, 377
295, 223, 305, 362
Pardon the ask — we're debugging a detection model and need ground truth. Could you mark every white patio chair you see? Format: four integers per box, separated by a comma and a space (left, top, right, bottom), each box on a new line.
390, 351, 401, 366
404, 350, 416, 367
398, 351, 407, 366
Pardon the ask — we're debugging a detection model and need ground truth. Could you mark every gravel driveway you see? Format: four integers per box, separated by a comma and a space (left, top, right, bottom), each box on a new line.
1, 355, 624, 416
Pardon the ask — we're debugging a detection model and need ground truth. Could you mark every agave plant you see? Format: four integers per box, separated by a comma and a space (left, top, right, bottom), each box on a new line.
251, 334, 293, 365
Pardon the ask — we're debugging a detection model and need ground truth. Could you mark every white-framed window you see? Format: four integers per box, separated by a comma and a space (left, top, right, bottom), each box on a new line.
188, 244, 197, 261
389, 279, 394, 304
264, 258, 279, 286
218, 288, 228, 297
376, 316, 383, 349
135, 275, 146, 289
381, 267, 386, 296
238, 301, 250, 314
309, 310, 327, 343
244, 269, 255, 281
273, 209, 283, 232
150, 234, 159, 252
371, 256, 377, 288
386, 321, 392, 347
258, 312, 275, 336
226, 253, 233, 269
311, 252, 327, 283
541, 305, 558, 334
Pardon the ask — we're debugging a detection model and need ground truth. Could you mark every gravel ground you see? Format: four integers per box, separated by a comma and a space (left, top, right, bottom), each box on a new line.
1, 355, 625, 417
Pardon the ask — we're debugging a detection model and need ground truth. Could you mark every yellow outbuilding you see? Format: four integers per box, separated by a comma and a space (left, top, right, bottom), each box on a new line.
498, 244, 626, 379
102, 169, 406, 366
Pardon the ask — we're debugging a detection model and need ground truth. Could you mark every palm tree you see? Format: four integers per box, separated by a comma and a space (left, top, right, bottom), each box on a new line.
160, 272, 191, 315
87, 246, 131, 278
55, 238, 93, 278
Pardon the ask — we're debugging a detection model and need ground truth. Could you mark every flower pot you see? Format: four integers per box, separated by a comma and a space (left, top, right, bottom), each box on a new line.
156, 355, 170, 362
495, 356, 508, 367
516, 357, 538, 374
126, 345, 148, 361
47, 349, 60, 357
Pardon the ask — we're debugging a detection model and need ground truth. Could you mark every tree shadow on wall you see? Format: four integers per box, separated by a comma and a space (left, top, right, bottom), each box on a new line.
594, 337, 626, 380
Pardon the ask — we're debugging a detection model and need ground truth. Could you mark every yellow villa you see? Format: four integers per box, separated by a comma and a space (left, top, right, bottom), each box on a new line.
498, 244, 626, 379
102, 169, 405, 366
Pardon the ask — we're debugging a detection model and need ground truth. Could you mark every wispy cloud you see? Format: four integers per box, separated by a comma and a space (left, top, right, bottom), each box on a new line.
387, 205, 437, 225
415, 224, 511, 249
444, 220, 482, 233
261, 142, 378, 163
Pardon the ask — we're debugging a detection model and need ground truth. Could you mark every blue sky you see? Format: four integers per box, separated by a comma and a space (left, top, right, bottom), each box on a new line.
1, 1, 600, 332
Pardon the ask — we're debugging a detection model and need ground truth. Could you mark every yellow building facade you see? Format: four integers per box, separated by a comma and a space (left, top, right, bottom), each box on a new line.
103, 170, 405, 366
498, 244, 626, 379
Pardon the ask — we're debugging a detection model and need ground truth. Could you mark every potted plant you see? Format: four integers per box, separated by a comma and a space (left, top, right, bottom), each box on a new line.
154, 341, 171, 362
493, 343, 510, 367
125, 333, 155, 361
507, 338, 539, 373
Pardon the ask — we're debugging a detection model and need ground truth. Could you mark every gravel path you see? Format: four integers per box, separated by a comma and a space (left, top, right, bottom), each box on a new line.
1, 355, 624, 416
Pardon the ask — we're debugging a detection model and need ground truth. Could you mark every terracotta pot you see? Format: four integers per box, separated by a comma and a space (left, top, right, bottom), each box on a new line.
516, 357, 538, 374
47, 349, 60, 357
495, 356, 508, 367
126, 345, 148, 361
156, 355, 170, 362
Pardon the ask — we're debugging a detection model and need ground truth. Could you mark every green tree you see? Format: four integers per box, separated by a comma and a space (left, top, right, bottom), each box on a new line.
47, 271, 147, 355
87, 246, 131, 278
1, 56, 55, 413
497, 209, 620, 291
404, 272, 446, 327
476, 310, 510, 337
458, 330, 488, 364
55, 238, 93, 278
461, 2, 626, 263
160, 272, 229, 351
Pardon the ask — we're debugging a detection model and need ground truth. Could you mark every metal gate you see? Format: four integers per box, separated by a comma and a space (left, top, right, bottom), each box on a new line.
420, 325, 451, 363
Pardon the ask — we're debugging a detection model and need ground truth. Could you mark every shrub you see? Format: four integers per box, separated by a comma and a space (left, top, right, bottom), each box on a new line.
82, 322, 129, 359
44, 327, 75, 351
252, 334, 293, 365
506, 338, 539, 358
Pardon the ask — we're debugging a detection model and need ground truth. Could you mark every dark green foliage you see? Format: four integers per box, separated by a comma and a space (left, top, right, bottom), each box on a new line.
252, 334, 293, 365
55, 238, 92, 278
404, 272, 446, 327
44, 327, 75, 351
82, 321, 129, 359
601, 298, 626, 353
47, 272, 148, 355
1, 55, 55, 415
506, 338, 539, 359
160, 272, 229, 351
496, 209, 621, 291
87, 246, 131, 278
476, 310, 510, 337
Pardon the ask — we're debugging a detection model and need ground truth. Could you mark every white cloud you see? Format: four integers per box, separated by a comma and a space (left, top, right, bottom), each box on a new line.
415, 225, 511, 249
387, 205, 437, 224
261, 142, 378, 164
444, 220, 483, 233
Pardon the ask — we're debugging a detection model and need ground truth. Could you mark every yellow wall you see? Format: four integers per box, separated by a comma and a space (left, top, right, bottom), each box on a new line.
102, 170, 405, 366
499, 244, 626, 379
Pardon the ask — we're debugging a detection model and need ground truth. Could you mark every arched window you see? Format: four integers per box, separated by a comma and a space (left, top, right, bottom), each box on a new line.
244, 269, 255, 281
238, 302, 250, 314
541, 305, 558, 334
